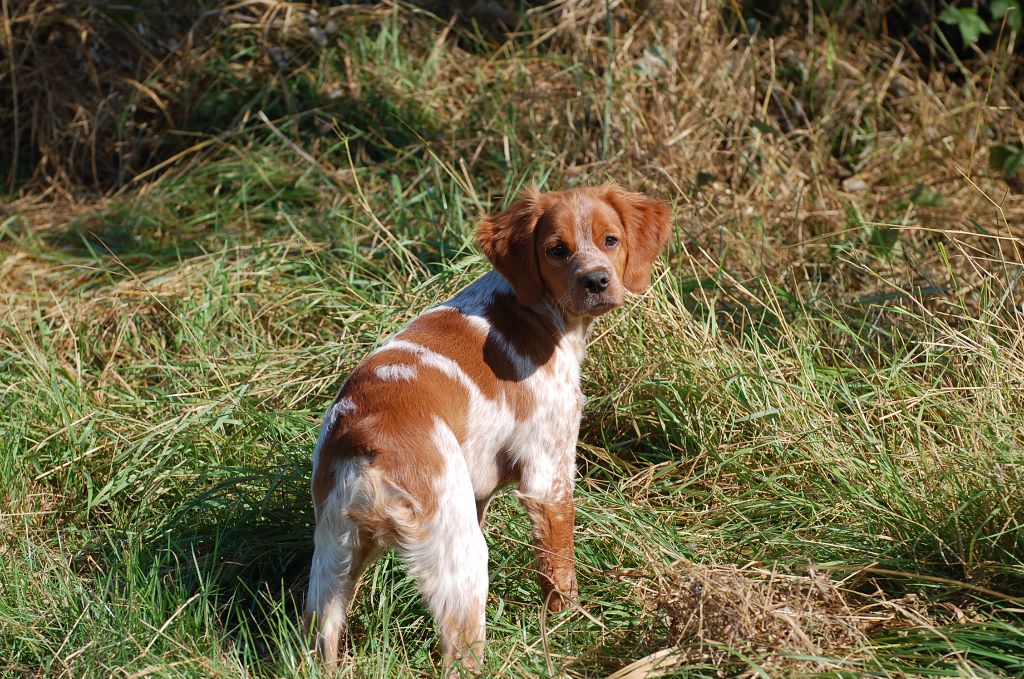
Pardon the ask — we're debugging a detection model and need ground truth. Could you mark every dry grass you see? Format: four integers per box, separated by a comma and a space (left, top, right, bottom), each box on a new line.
603, 558, 1009, 677
645, 561, 972, 676
0, 1, 391, 190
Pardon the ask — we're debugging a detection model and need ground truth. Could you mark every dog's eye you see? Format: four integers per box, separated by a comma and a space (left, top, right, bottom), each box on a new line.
604, 235, 619, 248
548, 244, 569, 259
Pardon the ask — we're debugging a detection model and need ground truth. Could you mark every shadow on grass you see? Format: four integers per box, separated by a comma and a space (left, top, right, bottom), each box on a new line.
133, 459, 315, 662
3, 1, 441, 191
39, 81, 437, 269
113, 458, 439, 669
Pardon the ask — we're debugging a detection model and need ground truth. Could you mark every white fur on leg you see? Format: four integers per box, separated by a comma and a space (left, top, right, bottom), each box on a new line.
399, 422, 489, 672
305, 458, 371, 667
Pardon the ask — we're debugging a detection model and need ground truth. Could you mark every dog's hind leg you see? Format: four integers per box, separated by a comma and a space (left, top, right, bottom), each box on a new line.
304, 464, 378, 668
398, 431, 489, 673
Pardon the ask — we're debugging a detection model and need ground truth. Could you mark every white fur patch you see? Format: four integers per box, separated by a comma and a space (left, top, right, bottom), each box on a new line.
400, 421, 488, 653
306, 456, 372, 660
374, 363, 418, 381
386, 340, 485, 400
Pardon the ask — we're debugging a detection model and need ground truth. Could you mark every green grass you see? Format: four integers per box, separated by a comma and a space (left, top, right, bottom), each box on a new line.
3, 2, 1024, 677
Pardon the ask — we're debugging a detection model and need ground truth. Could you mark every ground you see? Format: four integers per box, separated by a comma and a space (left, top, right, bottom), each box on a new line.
2, 1, 1024, 676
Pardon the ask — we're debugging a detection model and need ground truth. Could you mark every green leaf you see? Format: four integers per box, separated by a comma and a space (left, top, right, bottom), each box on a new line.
940, 6, 992, 46
868, 225, 901, 259
991, 0, 1023, 32
939, 6, 962, 25
989, 144, 1024, 176
909, 183, 946, 207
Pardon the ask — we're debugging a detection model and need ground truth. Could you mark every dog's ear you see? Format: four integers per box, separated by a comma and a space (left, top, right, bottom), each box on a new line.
476, 192, 546, 307
603, 187, 673, 293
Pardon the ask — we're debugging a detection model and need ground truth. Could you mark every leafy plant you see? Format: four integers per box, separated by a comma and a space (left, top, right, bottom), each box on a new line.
990, 143, 1024, 176
992, 0, 1024, 33
940, 5, 992, 47
910, 183, 947, 207
939, 1, 1021, 47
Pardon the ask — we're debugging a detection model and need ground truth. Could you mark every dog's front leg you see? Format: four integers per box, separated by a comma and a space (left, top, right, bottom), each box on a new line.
517, 478, 579, 612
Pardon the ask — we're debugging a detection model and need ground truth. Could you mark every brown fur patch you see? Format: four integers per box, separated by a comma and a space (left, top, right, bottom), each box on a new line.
601, 186, 673, 292
475, 191, 547, 307
483, 292, 558, 370
311, 347, 470, 517
398, 304, 548, 420
518, 489, 578, 612
397, 309, 502, 398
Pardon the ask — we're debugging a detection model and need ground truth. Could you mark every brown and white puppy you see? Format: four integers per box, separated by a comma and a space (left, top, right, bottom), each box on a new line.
304, 186, 672, 672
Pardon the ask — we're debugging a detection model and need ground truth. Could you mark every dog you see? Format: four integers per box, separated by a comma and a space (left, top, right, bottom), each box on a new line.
304, 185, 672, 672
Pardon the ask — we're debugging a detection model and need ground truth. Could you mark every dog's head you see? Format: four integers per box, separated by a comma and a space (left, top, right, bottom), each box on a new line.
476, 186, 672, 317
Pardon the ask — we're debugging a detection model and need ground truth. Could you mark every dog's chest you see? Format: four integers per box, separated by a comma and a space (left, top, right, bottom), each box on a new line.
461, 335, 585, 496
523, 352, 583, 455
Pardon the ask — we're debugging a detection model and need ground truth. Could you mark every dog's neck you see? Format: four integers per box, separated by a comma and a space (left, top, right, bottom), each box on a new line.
533, 300, 594, 363
458, 271, 592, 366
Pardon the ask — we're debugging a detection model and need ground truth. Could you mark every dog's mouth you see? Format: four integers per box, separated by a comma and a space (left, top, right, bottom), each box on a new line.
568, 294, 622, 318
583, 299, 619, 316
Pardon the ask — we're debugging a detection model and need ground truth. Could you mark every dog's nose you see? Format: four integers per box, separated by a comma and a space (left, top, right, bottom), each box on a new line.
581, 270, 611, 294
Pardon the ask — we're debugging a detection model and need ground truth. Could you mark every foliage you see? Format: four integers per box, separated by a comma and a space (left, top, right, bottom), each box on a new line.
991, 144, 1024, 176
940, 5, 993, 46
993, 0, 1024, 33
